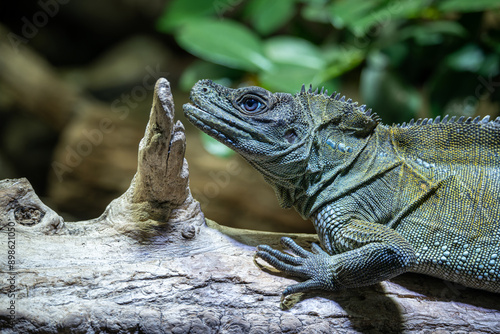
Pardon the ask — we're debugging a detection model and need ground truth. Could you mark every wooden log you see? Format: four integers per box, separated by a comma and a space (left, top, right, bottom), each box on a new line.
0, 79, 499, 333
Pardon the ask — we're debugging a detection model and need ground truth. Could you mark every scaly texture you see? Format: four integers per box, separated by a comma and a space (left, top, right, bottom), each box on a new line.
183, 80, 500, 296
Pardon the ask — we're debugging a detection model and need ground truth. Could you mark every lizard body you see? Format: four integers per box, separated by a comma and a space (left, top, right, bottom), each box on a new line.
183, 80, 500, 296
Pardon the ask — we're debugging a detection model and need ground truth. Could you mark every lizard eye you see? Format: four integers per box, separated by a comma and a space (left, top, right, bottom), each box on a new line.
236, 95, 267, 114
241, 98, 261, 112
233, 88, 273, 115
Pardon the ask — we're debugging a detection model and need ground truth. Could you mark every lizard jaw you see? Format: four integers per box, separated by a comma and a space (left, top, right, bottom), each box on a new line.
183, 103, 241, 149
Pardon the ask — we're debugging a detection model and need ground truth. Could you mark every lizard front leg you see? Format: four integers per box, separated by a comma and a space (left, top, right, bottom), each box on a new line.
256, 214, 416, 296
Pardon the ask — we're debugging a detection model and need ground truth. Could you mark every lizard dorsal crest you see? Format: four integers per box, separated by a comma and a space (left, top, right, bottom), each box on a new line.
298, 84, 379, 137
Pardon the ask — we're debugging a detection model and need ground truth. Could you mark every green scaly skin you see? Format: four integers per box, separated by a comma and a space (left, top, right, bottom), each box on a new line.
183, 79, 500, 297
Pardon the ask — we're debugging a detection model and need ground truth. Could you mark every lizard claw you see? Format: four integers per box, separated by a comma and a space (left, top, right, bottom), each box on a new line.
256, 237, 335, 297
280, 237, 329, 256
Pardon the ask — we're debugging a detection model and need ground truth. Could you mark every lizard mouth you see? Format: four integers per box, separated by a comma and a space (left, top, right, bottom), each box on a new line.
183, 103, 239, 148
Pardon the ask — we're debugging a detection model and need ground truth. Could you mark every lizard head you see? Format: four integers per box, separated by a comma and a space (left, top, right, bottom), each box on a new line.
183, 79, 378, 212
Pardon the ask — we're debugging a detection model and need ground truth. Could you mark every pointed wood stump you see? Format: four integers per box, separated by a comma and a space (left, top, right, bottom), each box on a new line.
1, 79, 499, 333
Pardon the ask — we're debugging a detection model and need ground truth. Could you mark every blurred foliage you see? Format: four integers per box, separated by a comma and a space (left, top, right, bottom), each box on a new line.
157, 0, 500, 128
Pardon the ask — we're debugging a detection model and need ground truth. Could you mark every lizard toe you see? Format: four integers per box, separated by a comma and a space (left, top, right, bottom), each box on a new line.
311, 242, 329, 255
256, 249, 307, 276
257, 245, 302, 265
282, 279, 326, 296
280, 237, 311, 258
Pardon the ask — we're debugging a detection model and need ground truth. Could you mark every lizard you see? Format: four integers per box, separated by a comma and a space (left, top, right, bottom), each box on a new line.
183, 79, 500, 298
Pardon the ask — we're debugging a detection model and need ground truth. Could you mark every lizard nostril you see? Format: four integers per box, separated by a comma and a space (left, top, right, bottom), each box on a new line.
202, 87, 209, 93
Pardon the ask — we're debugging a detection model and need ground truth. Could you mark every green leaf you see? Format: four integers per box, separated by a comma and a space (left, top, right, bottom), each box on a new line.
176, 19, 272, 71
349, 0, 429, 35
328, 0, 381, 34
264, 36, 325, 70
399, 21, 468, 45
321, 44, 365, 79
258, 63, 323, 93
329, 0, 434, 36
179, 61, 242, 91
384, 0, 430, 18
301, 1, 331, 23
446, 44, 484, 72
156, 0, 216, 32
438, 0, 500, 12
259, 37, 329, 92
246, 0, 296, 35
200, 133, 234, 158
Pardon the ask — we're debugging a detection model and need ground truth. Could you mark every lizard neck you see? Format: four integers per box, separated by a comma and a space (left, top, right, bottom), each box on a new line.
294, 125, 397, 218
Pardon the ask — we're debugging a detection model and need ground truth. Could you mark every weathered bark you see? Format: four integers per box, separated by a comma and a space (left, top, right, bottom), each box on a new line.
1, 78, 499, 334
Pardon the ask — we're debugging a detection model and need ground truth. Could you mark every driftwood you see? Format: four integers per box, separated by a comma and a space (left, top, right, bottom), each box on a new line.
1, 78, 500, 333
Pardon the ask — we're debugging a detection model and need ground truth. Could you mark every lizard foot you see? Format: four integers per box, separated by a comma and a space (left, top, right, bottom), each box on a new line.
256, 237, 337, 297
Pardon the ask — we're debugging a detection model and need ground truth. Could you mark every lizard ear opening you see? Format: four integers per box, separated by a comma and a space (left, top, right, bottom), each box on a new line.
351, 117, 378, 137
339, 112, 379, 137
284, 129, 298, 144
